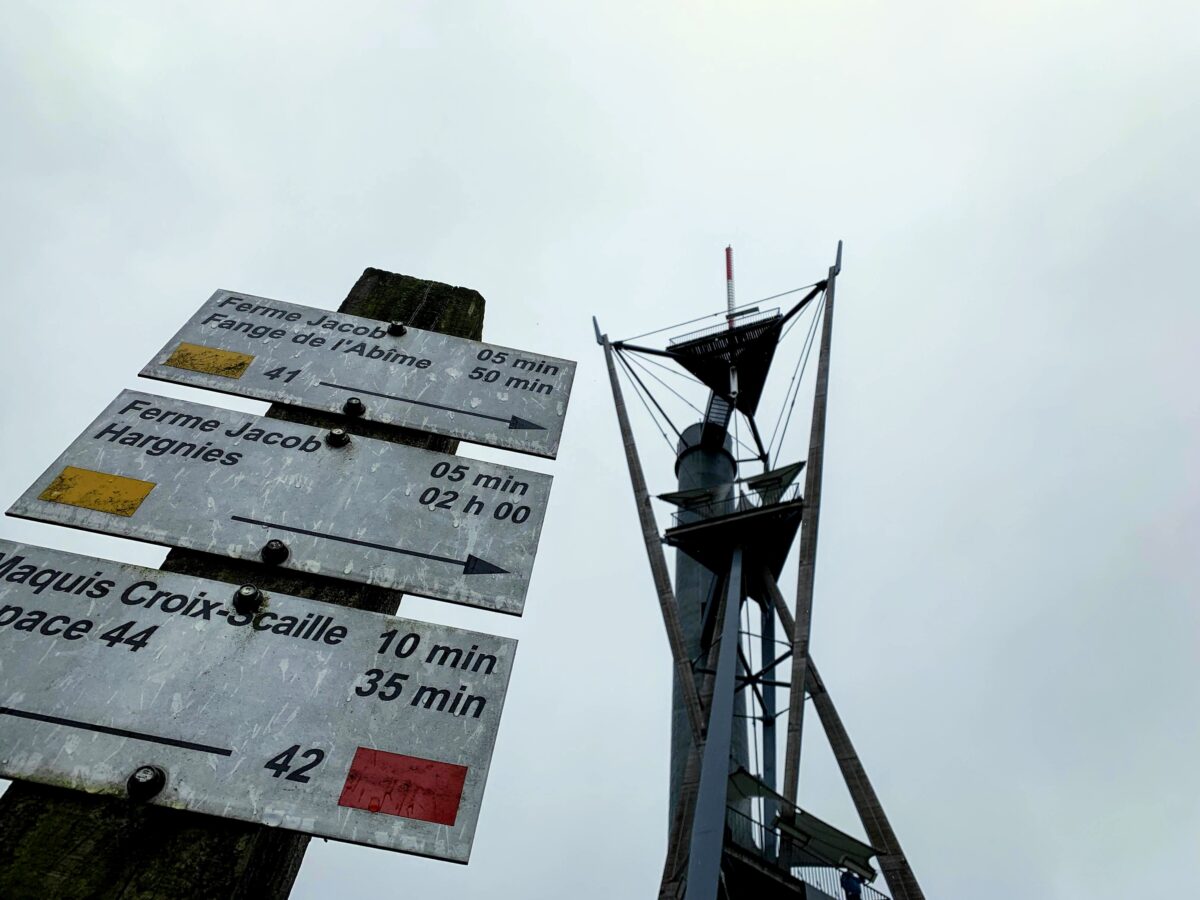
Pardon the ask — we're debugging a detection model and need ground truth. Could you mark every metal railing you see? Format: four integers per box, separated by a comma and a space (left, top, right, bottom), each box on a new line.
670, 483, 802, 528
725, 805, 891, 900
668, 307, 781, 346
789, 865, 891, 900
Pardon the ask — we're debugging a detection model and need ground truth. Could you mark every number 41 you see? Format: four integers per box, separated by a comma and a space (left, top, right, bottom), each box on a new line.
263, 367, 301, 383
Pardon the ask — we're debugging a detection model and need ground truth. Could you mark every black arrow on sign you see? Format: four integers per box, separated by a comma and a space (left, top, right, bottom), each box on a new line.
318, 381, 546, 431
230, 516, 510, 576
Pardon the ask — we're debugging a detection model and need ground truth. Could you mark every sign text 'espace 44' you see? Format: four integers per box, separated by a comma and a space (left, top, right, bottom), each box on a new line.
0, 540, 514, 862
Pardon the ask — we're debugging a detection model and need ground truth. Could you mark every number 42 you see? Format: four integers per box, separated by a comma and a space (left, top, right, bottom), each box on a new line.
264, 745, 326, 783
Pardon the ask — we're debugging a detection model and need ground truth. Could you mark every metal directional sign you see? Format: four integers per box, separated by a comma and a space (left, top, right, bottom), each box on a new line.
7, 390, 552, 615
139, 289, 576, 459
0, 539, 514, 862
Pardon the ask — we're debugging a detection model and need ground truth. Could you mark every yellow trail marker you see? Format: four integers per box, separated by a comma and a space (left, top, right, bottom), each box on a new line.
38, 466, 156, 517
164, 342, 254, 379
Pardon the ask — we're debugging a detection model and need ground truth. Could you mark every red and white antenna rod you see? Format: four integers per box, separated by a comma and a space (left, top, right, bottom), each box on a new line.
725, 245, 735, 325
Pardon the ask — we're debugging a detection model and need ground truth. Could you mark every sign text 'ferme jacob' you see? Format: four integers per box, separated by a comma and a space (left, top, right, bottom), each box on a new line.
9, 390, 552, 616
141, 289, 576, 459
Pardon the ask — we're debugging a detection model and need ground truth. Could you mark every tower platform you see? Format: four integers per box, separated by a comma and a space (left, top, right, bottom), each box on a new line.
666, 308, 784, 417
662, 483, 803, 601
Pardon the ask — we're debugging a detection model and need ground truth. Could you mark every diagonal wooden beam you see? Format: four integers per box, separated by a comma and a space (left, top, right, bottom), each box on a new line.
600, 332, 705, 747
659, 744, 699, 900
782, 242, 841, 804
761, 566, 926, 899
761, 567, 796, 638
659, 568, 735, 899
807, 667, 926, 900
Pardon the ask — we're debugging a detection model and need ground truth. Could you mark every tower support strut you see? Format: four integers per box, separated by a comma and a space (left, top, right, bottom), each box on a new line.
782, 242, 841, 803
761, 569, 926, 899
599, 330, 705, 747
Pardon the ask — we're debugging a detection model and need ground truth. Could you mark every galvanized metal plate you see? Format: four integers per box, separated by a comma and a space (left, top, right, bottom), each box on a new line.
0, 539, 515, 862
8, 390, 552, 616
140, 289, 576, 459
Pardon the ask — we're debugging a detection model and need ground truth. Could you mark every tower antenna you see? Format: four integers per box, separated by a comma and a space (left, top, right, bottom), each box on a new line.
725, 245, 735, 326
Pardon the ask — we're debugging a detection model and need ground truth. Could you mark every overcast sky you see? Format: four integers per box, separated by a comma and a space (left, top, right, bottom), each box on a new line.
2, 2, 1198, 898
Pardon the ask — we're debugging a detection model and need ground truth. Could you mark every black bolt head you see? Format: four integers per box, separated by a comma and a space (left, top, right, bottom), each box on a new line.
233, 584, 263, 614
325, 427, 351, 448
388, 321, 407, 336
261, 539, 289, 565
127, 765, 166, 802
343, 397, 365, 417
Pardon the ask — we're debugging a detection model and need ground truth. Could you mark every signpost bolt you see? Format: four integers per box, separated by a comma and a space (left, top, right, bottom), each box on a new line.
127, 765, 166, 802
261, 540, 289, 565
343, 397, 366, 417
233, 584, 264, 614
388, 321, 407, 336
325, 428, 351, 448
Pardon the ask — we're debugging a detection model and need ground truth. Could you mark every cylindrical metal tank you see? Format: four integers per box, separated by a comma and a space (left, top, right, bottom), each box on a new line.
669, 422, 751, 842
